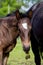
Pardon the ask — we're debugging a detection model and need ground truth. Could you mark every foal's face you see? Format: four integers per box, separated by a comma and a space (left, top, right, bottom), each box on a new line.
18, 18, 31, 53
15, 10, 32, 53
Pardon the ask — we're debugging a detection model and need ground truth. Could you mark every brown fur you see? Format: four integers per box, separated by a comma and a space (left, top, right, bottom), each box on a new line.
0, 16, 19, 65
0, 10, 31, 65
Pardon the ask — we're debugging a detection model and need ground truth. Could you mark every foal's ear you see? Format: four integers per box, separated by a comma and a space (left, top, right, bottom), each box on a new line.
28, 4, 38, 19
15, 10, 20, 20
28, 10, 33, 19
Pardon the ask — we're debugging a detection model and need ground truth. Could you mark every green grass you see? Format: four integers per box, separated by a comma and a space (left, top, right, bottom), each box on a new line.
7, 38, 43, 65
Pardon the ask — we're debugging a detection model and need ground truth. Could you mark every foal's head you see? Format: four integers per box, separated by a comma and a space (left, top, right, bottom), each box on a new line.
16, 10, 32, 53
6, 10, 32, 53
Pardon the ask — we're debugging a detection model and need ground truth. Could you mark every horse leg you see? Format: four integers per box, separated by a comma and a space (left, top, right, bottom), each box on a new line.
35, 50, 41, 65
31, 41, 41, 65
3, 53, 9, 65
3, 40, 16, 65
31, 32, 41, 65
0, 50, 3, 65
3, 43, 15, 65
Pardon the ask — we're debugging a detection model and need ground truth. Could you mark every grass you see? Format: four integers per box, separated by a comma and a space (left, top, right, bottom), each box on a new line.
7, 38, 43, 65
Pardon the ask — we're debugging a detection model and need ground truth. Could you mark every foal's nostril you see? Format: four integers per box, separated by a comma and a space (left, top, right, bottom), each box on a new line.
23, 46, 30, 54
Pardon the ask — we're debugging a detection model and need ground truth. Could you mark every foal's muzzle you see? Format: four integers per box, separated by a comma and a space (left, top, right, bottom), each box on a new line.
23, 46, 30, 54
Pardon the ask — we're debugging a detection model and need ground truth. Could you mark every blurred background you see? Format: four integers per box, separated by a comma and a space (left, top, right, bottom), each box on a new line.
0, 0, 43, 65
0, 0, 43, 17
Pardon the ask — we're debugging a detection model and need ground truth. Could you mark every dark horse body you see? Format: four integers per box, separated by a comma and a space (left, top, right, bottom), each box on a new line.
24, 2, 43, 65
0, 10, 31, 65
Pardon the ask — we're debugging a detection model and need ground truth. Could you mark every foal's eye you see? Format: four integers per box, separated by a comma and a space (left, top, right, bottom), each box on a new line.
28, 33, 30, 36
19, 29, 21, 33
19, 29, 24, 36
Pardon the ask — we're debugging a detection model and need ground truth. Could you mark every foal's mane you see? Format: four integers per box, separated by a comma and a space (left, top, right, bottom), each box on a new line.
6, 10, 27, 18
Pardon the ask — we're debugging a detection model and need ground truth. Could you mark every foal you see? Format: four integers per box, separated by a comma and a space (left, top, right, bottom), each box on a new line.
0, 10, 31, 65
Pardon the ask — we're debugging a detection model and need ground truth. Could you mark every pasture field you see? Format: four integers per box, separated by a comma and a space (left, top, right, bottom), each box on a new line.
7, 38, 43, 65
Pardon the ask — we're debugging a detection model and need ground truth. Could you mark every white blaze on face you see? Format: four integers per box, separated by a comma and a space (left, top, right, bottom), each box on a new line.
22, 23, 28, 29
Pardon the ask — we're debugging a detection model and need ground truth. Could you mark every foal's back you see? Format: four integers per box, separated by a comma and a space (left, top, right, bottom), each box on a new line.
0, 16, 19, 49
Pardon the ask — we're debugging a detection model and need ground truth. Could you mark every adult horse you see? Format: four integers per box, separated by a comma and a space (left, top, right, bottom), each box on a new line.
0, 10, 31, 65
23, 2, 43, 65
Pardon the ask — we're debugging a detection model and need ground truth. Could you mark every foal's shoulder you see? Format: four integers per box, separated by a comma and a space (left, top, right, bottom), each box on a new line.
0, 16, 16, 21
